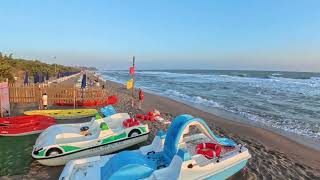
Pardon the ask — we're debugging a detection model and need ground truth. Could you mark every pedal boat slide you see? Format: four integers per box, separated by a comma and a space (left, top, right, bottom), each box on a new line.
59, 114, 251, 180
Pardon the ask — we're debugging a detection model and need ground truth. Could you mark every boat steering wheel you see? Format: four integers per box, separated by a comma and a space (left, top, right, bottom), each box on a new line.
80, 126, 89, 131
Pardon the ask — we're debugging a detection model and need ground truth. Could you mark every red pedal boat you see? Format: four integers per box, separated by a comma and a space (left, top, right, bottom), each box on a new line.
0, 115, 51, 124
55, 96, 118, 107
0, 115, 56, 136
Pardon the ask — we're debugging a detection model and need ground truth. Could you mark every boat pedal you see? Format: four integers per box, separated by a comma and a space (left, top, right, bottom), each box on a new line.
216, 156, 220, 163
147, 151, 155, 155
239, 144, 243, 153
157, 164, 166, 169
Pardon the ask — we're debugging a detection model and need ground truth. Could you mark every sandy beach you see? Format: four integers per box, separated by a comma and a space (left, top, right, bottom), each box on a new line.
2, 74, 320, 180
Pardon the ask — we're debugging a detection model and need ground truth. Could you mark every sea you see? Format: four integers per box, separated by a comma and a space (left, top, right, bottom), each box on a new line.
101, 70, 320, 148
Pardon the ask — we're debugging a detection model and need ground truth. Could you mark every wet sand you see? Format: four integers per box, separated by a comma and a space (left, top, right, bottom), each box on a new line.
2, 74, 320, 180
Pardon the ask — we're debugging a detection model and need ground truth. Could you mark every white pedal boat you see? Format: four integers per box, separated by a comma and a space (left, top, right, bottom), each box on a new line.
59, 114, 251, 180
32, 113, 149, 166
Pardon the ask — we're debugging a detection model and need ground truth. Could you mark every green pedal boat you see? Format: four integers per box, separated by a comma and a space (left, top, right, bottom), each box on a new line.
32, 113, 149, 166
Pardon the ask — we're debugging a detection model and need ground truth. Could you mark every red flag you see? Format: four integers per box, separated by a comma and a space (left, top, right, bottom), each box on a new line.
130, 67, 135, 74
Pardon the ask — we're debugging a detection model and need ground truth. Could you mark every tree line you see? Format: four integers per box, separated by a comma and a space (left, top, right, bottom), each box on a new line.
0, 52, 79, 82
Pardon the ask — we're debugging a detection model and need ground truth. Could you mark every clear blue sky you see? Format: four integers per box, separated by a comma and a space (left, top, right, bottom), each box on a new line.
0, 0, 320, 71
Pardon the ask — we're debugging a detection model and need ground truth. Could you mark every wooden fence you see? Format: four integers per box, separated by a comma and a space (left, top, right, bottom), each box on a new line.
8, 83, 110, 107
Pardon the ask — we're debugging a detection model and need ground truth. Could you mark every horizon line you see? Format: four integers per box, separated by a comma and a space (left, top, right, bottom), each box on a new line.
97, 68, 320, 74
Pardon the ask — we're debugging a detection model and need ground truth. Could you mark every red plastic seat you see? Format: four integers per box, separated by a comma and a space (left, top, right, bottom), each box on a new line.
123, 118, 140, 128
135, 113, 156, 122
135, 114, 145, 120
196, 143, 222, 159
107, 96, 118, 105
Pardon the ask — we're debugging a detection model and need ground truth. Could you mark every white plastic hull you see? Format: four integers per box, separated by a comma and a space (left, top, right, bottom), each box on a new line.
34, 133, 148, 166
178, 150, 251, 180
0, 130, 44, 136
59, 149, 250, 180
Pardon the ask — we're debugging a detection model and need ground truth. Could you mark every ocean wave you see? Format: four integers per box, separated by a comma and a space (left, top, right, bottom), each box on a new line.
271, 73, 282, 76
163, 89, 221, 108
102, 69, 320, 82
138, 71, 320, 83
102, 70, 320, 96
163, 89, 320, 138
100, 70, 320, 139
310, 76, 320, 81
226, 108, 320, 138
101, 74, 125, 84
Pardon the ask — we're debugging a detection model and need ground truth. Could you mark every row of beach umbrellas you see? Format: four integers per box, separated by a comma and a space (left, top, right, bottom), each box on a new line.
24, 72, 49, 84
57, 71, 79, 78
24, 71, 80, 84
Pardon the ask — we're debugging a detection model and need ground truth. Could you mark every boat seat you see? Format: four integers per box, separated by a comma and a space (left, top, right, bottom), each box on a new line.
100, 105, 117, 117
106, 115, 128, 130
87, 121, 101, 137
146, 151, 171, 169
100, 150, 188, 180
123, 118, 140, 128
100, 151, 157, 180
196, 143, 222, 159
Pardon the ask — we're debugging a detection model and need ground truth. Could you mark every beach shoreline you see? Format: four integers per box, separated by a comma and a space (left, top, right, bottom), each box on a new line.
101, 70, 320, 152
139, 84, 320, 152
106, 79, 320, 178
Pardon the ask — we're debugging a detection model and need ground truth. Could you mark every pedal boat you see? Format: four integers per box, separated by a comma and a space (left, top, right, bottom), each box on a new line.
0, 115, 56, 136
32, 113, 149, 166
24, 109, 98, 119
59, 114, 251, 180
0, 115, 54, 125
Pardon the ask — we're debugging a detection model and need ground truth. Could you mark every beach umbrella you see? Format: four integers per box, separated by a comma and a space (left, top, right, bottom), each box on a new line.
41, 72, 45, 83
38, 72, 41, 83
24, 72, 29, 85
33, 73, 35, 83
46, 71, 49, 81
39, 72, 42, 83
39, 72, 43, 83
37, 72, 41, 83
81, 74, 87, 89
34, 72, 39, 83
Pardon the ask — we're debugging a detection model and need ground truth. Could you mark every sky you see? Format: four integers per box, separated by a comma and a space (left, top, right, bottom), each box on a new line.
0, 0, 320, 72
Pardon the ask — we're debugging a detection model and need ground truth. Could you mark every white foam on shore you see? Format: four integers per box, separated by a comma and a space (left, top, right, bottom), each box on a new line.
163, 89, 221, 108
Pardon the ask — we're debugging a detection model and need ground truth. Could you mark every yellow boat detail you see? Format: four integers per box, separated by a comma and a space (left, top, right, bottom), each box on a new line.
24, 109, 98, 119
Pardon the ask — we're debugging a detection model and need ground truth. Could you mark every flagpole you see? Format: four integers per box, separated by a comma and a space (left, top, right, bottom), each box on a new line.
131, 56, 135, 107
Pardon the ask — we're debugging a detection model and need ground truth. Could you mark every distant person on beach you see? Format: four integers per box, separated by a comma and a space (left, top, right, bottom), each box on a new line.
138, 88, 144, 109
89, 79, 93, 87
42, 93, 48, 109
